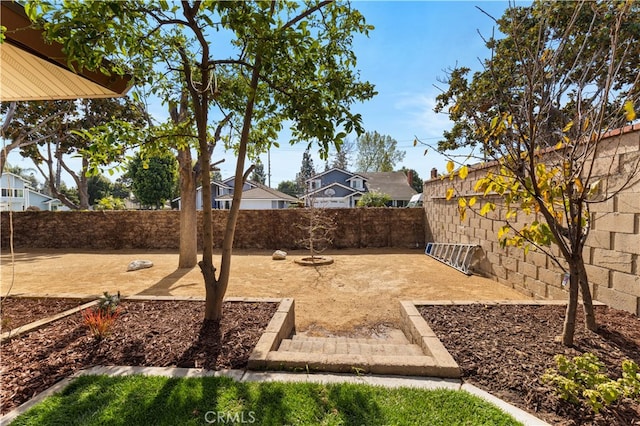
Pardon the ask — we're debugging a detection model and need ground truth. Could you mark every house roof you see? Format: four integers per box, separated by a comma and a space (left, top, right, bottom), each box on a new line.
217, 185, 299, 202
0, 2, 131, 101
359, 171, 417, 200
304, 167, 354, 183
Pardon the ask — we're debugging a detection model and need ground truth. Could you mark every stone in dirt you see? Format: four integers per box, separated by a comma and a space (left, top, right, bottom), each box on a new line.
272, 250, 287, 260
127, 260, 154, 271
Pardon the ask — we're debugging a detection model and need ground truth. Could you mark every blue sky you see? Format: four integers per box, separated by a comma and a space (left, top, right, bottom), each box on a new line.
6, 1, 516, 189
227, 0, 514, 187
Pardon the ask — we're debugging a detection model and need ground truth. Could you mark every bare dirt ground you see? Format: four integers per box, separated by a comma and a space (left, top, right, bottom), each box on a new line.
0, 248, 527, 332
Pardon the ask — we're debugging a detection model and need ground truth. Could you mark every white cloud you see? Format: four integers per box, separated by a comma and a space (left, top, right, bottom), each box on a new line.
393, 91, 453, 141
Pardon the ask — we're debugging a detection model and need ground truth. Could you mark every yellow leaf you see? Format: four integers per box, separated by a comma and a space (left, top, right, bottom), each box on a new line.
413, 138, 418, 147
623, 100, 636, 121
446, 160, 455, 174
468, 196, 477, 207
459, 165, 468, 180
458, 197, 467, 208
459, 207, 466, 222
479, 202, 495, 216
574, 178, 584, 193
445, 188, 454, 201
562, 121, 573, 133
555, 141, 563, 150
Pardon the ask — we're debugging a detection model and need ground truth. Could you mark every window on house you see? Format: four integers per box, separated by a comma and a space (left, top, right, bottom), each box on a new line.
15, 189, 23, 198
309, 179, 321, 190
351, 178, 363, 190
1, 189, 9, 197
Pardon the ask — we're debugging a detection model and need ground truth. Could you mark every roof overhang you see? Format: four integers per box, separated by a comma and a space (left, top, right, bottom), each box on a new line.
0, 2, 131, 102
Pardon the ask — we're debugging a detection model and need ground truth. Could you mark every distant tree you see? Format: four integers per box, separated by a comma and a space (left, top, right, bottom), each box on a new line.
357, 191, 391, 207
296, 149, 316, 196
400, 167, 423, 193
57, 182, 79, 206
87, 174, 113, 206
277, 180, 299, 198
127, 153, 177, 209
251, 162, 266, 185
211, 170, 223, 182
111, 178, 131, 200
331, 138, 354, 170
4, 98, 145, 210
355, 131, 405, 172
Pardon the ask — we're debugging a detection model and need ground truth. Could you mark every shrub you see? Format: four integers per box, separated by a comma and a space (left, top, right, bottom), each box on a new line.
542, 353, 640, 413
357, 191, 391, 207
82, 306, 120, 340
95, 196, 126, 210
83, 291, 121, 339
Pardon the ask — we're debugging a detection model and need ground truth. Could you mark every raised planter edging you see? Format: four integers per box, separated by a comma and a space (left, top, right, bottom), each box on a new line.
399, 301, 460, 378
1, 295, 286, 343
247, 298, 295, 369
0, 299, 99, 343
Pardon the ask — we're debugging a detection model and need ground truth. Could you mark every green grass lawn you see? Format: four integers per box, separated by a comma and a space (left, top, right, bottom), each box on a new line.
9, 375, 523, 425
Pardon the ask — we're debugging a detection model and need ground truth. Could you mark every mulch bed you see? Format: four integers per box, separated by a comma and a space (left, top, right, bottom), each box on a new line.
0, 300, 277, 415
420, 304, 640, 426
1, 297, 86, 331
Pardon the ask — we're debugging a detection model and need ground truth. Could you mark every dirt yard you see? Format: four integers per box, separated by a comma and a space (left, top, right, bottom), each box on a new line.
0, 248, 527, 332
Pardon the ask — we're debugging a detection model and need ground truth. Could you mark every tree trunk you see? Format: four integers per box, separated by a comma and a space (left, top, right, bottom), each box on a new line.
0, 147, 8, 176
562, 266, 580, 346
177, 148, 198, 268
577, 260, 597, 331
77, 158, 90, 210
204, 55, 263, 321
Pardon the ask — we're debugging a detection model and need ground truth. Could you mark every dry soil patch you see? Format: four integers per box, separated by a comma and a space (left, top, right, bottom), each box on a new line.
1, 248, 527, 332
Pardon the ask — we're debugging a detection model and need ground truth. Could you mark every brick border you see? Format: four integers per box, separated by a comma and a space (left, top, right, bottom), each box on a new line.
247, 298, 296, 369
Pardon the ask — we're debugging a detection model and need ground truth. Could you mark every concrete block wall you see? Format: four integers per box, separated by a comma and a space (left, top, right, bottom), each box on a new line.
0, 207, 425, 251
423, 125, 640, 316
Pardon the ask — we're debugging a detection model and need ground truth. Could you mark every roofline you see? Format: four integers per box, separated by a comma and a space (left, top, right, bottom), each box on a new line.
1, 2, 131, 97
304, 167, 354, 183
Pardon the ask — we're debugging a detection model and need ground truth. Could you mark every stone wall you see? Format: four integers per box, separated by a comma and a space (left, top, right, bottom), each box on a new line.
0, 208, 425, 251
423, 125, 640, 316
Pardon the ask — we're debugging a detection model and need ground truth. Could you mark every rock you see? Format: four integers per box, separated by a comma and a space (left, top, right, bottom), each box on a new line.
272, 250, 287, 260
127, 260, 153, 271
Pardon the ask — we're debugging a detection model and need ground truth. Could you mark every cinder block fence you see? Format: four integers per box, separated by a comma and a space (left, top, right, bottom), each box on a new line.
423, 125, 640, 316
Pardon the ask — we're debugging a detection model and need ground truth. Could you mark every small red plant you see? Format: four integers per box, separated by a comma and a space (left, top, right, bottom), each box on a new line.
82, 306, 120, 339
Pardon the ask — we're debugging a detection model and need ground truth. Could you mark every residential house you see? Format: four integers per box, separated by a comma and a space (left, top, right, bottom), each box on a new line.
174, 176, 299, 210
0, 172, 68, 211
303, 168, 417, 208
